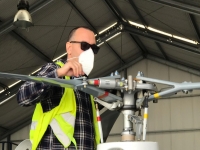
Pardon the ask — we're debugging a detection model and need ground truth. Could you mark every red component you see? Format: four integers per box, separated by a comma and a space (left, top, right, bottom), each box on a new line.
94, 80, 99, 85
97, 116, 101, 121
98, 91, 109, 99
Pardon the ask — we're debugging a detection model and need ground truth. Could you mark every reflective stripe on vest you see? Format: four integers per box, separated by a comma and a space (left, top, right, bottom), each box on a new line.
56, 61, 100, 146
30, 61, 100, 150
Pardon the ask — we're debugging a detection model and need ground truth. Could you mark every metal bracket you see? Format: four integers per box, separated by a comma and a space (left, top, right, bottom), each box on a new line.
94, 97, 123, 111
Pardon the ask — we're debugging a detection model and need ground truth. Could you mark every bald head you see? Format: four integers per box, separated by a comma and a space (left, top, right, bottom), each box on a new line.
68, 27, 95, 41
66, 27, 96, 59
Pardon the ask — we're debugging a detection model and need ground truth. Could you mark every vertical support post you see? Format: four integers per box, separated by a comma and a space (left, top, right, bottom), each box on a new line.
2, 142, 5, 150
142, 96, 149, 141
7, 135, 11, 150
121, 92, 136, 141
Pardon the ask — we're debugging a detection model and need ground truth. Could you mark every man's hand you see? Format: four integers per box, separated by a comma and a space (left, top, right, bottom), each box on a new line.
56, 58, 85, 77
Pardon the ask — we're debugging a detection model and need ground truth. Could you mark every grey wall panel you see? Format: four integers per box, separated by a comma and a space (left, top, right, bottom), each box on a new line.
170, 97, 194, 129
127, 59, 148, 77
148, 100, 171, 131
170, 132, 195, 150
192, 97, 200, 129
11, 125, 30, 141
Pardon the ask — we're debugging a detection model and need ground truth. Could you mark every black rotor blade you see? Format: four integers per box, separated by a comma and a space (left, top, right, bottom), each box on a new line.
101, 109, 120, 142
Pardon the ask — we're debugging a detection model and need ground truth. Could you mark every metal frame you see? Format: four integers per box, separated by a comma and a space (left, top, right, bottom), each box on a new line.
146, 0, 200, 16
129, 34, 148, 58
128, 0, 148, 27
104, 0, 198, 65
0, 141, 18, 150
148, 0, 200, 43
124, 24, 200, 55
104, 0, 148, 58
0, 125, 8, 133
155, 42, 168, 60
128, 0, 170, 60
189, 14, 200, 42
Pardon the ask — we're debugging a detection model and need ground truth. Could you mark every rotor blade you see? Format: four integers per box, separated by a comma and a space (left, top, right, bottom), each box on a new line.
101, 109, 120, 142
0, 72, 122, 102
0, 72, 82, 88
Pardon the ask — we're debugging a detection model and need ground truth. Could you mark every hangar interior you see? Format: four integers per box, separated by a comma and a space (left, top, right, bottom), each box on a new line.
1, 0, 200, 150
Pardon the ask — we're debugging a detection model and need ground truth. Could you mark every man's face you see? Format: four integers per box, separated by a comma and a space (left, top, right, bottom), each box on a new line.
66, 28, 96, 58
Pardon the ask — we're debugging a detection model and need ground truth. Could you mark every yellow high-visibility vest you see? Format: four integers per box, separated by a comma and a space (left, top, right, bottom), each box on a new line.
30, 61, 100, 150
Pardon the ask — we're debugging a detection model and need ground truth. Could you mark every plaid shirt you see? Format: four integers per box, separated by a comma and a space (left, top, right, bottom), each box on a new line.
17, 60, 95, 150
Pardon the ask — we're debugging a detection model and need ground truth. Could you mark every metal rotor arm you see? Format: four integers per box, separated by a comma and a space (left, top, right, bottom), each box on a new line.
94, 97, 123, 111
87, 75, 157, 91
136, 76, 200, 101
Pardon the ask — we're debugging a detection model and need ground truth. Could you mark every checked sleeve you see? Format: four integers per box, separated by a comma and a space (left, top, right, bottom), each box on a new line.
17, 62, 59, 106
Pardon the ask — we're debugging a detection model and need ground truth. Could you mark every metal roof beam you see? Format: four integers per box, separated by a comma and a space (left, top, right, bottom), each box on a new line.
128, 0, 168, 59
129, 34, 148, 58
104, 42, 125, 64
66, 0, 97, 33
146, 0, 200, 16
189, 14, 200, 42
103, 0, 147, 56
128, 0, 148, 27
129, 0, 195, 60
0, 125, 8, 132
124, 23, 200, 55
127, 0, 151, 58
104, 0, 127, 23
0, 0, 54, 36
10, 31, 52, 63
155, 42, 169, 60
103, 0, 200, 58
66, 0, 125, 64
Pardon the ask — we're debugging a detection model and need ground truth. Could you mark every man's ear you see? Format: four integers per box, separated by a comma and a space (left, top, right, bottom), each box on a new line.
66, 42, 71, 55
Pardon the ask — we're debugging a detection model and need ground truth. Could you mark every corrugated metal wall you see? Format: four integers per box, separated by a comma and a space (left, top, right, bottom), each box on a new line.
107, 59, 200, 150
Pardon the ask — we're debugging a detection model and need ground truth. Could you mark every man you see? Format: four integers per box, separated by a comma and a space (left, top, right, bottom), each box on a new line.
17, 27, 100, 150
